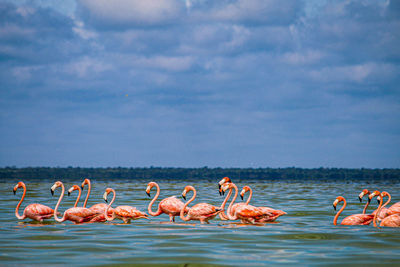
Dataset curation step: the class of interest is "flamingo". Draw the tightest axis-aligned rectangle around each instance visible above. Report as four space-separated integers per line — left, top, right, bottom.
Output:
13 181 54 222
81 178 113 222
332 196 375 225
103 188 148 223
146 182 188 222
180 185 221 224
51 181 99 223
221 182 273 224
373 191 400 227
240 186 286 222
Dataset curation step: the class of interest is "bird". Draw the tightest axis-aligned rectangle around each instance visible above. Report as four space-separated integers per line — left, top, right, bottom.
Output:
180 185 221 224
146 181 188 222
373 191 400 227
239 185 286 222
13 181 54 222
103 188 148 223
220 182 273 224
81 178 113 222
51 181 99 223
332 195 375 225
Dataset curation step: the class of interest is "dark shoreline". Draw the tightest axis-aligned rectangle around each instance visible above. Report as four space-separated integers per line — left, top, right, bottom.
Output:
1 166 399 180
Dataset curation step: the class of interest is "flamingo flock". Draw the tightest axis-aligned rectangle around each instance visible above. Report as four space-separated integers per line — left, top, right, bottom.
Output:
333 189 400 227
12 178 400 227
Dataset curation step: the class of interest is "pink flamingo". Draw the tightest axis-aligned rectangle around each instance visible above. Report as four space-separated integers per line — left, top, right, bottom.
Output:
221 182 273 224
332 196 375 225
13 181 54 222
240 186 286 222
51 181 99 223
386 198 400 216
180 185 221 224
103 188 148 223
81 178 113 222
373 191 400 227
146 182 188 222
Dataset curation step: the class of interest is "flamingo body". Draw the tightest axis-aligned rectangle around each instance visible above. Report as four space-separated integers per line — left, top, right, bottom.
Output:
61 207 99 223
20 203 55 222
186 203 220 221
379 214 400 227
387 203 400 216
340 214 374 225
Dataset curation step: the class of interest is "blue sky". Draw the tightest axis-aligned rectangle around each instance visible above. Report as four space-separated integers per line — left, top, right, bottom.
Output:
0 0 399 168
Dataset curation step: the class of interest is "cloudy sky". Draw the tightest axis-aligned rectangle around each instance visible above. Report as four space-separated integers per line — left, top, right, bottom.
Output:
0 0 399 168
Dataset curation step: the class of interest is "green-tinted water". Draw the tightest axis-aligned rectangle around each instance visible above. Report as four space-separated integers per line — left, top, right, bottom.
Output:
1 178 399 266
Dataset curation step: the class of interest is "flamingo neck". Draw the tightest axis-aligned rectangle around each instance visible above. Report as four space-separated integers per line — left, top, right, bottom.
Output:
219 186 233 220
148 183 162 216
333 197 346 226
373 193 384 227
105 189 116 221
226 183 238 220
180 186 196 221
83 180 91 208
245 186 252 205
362 199 370 214
15 183 26 220
375 192 391 219
54 183 67 222
73 187 82 208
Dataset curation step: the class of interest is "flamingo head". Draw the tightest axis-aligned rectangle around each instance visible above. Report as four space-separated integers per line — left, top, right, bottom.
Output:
358 189 370 202
369 190 381 202
332 196 344 211
377 191 389 204
146 182 156 197
181 186 194 200
221 182 233 194
13 181 25 194
218 177 231 191
81 178 90 189
68 185 80 196
103 188 113 203
240 186 250 200
50 181 63 196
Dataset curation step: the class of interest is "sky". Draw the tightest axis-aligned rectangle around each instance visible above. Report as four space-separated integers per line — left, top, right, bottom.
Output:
0 0 399 168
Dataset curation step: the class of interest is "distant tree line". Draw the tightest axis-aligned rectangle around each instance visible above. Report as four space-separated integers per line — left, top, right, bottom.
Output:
0 166 399 180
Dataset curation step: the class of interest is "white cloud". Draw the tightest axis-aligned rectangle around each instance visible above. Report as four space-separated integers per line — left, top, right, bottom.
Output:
64 57 113 78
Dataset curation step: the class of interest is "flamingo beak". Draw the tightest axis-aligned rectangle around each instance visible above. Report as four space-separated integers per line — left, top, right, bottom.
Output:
218 184 221 190
68 191 71 196
182 194 186 200
103 192 108 203
13 189 16 195
240 195 244 200
51 189 54 196
358 196 362 202
146 192 150 197
81 185 84 190
333 204 336 211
